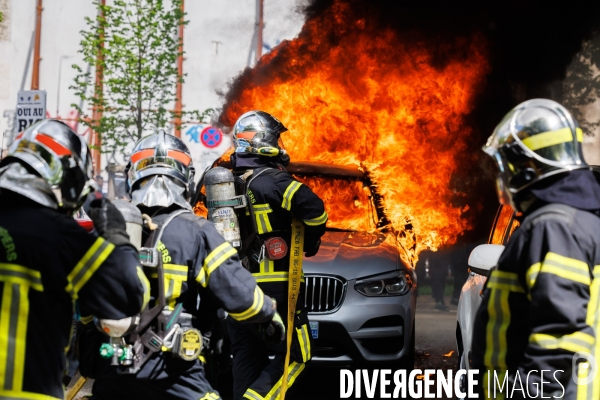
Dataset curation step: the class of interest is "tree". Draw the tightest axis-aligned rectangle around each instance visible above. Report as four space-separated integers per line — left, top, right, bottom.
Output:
71 0 211 155
563 32 600 137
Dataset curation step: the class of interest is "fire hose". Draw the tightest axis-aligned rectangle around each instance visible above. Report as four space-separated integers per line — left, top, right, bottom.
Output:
280 219 304 400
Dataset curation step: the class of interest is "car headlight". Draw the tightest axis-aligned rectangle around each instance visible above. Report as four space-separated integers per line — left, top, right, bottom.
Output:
355 272 413 297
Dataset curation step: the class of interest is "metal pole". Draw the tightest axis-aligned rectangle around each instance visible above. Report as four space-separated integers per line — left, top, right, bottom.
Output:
21 31 35 91
90 0 106 176
31 0 43 90
173 0 185 138
255 0 263 63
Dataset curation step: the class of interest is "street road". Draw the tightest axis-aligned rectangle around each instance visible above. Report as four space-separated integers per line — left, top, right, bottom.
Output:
67 292 459 400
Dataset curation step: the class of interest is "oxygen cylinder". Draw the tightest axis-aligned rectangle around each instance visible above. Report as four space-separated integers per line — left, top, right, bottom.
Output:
204 167 244 249
113 200 143 250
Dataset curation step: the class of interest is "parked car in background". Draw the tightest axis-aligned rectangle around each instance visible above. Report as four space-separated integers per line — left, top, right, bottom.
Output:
455 204 519 395
289 162 417 369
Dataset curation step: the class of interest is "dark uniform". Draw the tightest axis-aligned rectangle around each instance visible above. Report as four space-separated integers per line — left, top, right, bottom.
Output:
472 198 600 399
228 165 327 400
0 191 147 400
92 207 276 400
474 98 600 400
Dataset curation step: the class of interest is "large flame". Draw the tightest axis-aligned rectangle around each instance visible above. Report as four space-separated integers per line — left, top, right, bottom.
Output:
218 1 490 265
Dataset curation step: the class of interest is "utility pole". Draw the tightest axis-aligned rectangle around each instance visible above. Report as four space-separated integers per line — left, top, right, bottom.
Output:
255 0 264 63
173 0 185 138
31 0 43 90
90 0 106 176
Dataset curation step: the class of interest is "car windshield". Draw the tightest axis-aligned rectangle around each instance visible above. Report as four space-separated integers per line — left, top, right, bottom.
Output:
294 176 378 232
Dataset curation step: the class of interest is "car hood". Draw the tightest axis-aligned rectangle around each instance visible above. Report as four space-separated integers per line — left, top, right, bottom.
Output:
303 230 401 278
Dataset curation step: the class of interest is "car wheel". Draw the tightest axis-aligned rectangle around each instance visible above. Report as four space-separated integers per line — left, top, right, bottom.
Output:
455 350 468 400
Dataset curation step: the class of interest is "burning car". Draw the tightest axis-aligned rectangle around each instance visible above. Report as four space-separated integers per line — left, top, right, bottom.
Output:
288 161 417 369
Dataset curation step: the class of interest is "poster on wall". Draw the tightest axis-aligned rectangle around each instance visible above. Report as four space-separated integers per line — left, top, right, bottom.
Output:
16 90 46 132
182 124 231 177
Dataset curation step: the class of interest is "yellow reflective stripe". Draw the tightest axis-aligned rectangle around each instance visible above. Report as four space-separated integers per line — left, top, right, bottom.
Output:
136 266 151 311
168 279 184 309
259 258 274 274
204 242 237 275
530 331 594 354
66 238 115 299
243 388 264 400
580 265 600 399
281 181 302 211
253 203 272 212
0 264 43 292
163 264 188 274
486 271 525 293
252 272 305 283
197 268 207 287
521 127 583 151
264 361 305 400
538 252 591 285
297 324 311 362
304 211 328 226
0 390 62 400
526 262 541 291
0 283 30 392
229 286 265 321
484 274 511 370
80 315 94 325
13 284 28 391
0 285 11 389
255 213 273 234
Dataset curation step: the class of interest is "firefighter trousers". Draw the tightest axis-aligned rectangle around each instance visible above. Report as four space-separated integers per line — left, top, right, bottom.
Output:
227 312 313 400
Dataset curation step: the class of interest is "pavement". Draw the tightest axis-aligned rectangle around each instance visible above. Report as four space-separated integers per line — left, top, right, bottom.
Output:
66 292 460 400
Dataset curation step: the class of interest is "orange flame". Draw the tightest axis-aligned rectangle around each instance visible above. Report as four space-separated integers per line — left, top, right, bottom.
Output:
219 1 490 265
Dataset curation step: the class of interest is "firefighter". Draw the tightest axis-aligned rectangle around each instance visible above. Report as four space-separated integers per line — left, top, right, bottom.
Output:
472 99 600 399
90 130 283 400
225 111 327 400
0 119 148 400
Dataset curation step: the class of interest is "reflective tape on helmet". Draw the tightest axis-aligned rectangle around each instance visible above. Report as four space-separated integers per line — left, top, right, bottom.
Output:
521 127 583 152
167 150 192 166
130 149 155 163
36 133 72 156
236 131 257 139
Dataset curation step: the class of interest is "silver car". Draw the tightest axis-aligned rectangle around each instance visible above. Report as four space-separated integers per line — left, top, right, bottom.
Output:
289 162 417 369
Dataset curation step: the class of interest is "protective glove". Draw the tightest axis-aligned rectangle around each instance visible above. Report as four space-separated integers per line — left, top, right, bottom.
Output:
88 198 131 246
304 239 321 257
264 310 286 346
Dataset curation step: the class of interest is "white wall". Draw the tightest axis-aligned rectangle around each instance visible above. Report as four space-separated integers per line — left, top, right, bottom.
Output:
0 0 305 173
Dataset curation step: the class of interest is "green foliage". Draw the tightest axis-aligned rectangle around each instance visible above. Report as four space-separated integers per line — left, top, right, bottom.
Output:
71 0 211 154
563 34 600 136
0 11 4 23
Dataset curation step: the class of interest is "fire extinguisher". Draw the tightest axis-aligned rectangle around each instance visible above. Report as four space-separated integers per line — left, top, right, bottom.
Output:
204 167 247 249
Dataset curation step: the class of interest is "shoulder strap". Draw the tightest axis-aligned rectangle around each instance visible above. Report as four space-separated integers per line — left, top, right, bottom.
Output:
147 209 191 249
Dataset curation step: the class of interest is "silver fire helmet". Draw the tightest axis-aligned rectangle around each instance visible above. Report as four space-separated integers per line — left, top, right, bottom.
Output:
483 98 588 211
127 130 195 209
232 110 290 165
0 119 94 212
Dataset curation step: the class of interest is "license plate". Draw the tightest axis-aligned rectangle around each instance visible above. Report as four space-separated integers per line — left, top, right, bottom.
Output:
310 321 319 339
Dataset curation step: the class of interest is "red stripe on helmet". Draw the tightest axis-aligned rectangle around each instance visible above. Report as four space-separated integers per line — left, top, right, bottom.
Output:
36 133 72 156
236 131 256 139
15 132 24 140
130 149 155 163
167 150 191 166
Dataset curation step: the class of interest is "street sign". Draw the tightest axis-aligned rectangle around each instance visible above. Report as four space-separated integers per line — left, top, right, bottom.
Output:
200 126 223 148
16 90 46 132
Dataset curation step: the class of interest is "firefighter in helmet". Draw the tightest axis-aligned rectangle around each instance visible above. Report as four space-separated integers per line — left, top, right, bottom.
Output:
89 130 283 400
0 119 148 399
225 111 327 400
472 99 600 398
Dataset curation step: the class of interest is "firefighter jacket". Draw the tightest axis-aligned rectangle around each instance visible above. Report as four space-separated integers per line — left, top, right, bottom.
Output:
117 206 276 379
472 203 600 399
238 166 327 320
0 192 148 400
